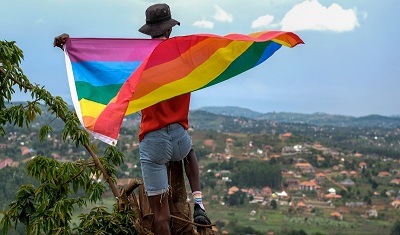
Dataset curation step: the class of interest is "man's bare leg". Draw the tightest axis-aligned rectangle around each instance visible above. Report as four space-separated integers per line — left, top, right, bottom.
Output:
184 149 201 192
148 193 171 235
184 149 211 225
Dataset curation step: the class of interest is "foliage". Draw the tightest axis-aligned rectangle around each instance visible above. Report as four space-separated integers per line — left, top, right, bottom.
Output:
226 220 261 235
226 191 246 206
283 229 308 235
270 199 277 210
231 160 282 189
75 206 137 234
390 220 400 235
0 40 136 234
0 166 37 211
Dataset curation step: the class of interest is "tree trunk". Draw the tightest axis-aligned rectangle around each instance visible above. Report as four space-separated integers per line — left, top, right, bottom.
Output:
127 160 218 235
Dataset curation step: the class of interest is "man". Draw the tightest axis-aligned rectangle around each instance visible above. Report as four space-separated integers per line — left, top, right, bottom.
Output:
136 3 211 234
54 3 211 234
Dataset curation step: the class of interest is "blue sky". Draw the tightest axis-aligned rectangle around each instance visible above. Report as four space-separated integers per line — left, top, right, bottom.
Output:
2 0 399 117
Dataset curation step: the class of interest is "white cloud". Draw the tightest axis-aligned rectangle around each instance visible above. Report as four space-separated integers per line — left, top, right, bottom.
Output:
251 15 275 29
214 5 233 23
281 0 360 32
193 19 214 29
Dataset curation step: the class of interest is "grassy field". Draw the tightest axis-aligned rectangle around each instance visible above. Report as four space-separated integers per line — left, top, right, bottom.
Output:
204 202 393 235
53 194 396 235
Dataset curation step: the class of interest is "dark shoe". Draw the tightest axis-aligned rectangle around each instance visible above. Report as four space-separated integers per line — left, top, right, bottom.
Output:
193 204 211 226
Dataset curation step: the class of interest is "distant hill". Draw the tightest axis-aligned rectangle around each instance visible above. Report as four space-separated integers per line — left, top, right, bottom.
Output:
6 102 399 130
194 106 263 119
195 106 400 128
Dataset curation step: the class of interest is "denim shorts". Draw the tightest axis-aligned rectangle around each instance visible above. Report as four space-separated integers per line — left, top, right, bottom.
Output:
139 123 192 196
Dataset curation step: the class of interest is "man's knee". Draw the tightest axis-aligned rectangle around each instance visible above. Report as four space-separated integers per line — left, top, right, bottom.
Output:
153 213 171 232
155 213 171 223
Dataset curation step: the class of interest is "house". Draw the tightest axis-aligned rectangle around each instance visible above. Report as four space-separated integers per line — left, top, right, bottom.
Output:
354 152 363 158
340 178 355 186
261 186 272 196
349 171 358 176
327 188 336 194
366 209 378 218
276 191 288 199
317 156 325 162
281 146 297 156
330 212 343 220
228 186 239 195
286 178 300 190
389 178 400 185
0 158 19 169
345 202 364 207
281 133 292 138
21 146 32 156
323 194 342 199
299 180 318 191
359 162 367 170
226 138 234 145
315 173 326 179
391 200 400 209
294 163 314 173
281 169 294 177
296 201 307 211
378 171 391 177
293 145 304 153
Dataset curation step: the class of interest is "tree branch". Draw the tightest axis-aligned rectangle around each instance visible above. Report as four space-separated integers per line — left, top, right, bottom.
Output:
2 66 120 198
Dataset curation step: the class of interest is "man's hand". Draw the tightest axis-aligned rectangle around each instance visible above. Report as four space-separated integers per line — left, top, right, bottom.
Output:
53 33 70 51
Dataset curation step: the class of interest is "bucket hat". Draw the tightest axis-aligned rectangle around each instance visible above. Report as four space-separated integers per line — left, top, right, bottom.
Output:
138 3 180 36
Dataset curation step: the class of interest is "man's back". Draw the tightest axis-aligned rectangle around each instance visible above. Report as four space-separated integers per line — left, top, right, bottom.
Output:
139 93 191 141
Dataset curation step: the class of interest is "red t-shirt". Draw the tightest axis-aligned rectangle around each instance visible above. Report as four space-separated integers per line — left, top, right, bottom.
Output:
138 93 190 141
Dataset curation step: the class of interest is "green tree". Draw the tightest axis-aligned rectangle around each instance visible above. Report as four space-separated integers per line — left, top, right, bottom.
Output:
270 199 277 209
390 220 400 235
231 160 282 189
0 40 138 234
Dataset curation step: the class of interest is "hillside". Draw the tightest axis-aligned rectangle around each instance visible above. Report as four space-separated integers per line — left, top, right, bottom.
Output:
195 106 400 128
2 103 400 235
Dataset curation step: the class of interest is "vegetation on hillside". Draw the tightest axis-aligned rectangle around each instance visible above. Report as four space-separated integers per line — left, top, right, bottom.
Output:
0 40 137 234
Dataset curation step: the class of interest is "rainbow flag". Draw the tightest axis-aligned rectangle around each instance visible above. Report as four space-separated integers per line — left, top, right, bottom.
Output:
64 31 303 145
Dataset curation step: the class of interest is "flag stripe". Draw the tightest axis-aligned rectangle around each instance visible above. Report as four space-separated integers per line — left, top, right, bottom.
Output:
255 42 282 66
72 61 140 86
129 37 234 100
75 81 122 105
143 36 210 70
79 98 106 126
67 38 161 62
204 40 272 88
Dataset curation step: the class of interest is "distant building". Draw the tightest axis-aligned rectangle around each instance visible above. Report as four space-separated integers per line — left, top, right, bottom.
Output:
389 178 400 185
378 171 391 177
340 178 355 186
294 163 314 173
359 162 367 170
0 158 19 169
366 209 378 218
286 178 300 191
330 212 343 220
299 180 318 191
